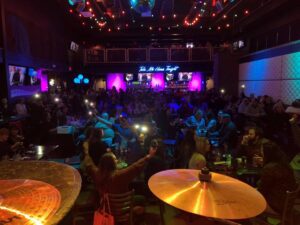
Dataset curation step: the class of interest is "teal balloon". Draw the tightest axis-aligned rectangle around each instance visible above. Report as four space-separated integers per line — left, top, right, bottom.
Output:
83 78 90 84
68 0 85 6
74 78 80 84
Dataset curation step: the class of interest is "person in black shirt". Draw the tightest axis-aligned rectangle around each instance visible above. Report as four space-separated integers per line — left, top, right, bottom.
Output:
0 128 22 160
258 142 297 214
87 127 108 165
144 139 166 182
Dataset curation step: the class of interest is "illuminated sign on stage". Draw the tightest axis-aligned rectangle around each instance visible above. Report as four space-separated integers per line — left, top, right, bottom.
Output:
139 65 180 73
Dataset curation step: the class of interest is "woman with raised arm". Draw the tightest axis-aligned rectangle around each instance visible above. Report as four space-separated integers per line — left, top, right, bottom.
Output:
83 141 156 194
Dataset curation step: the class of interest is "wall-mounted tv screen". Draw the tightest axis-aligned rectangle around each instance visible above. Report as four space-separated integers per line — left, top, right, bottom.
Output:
28 68 40 85
178 72 192 81
125 73 134 81
138 73 152 82
233 40 245 50
9 65 26 86
166 73 174 81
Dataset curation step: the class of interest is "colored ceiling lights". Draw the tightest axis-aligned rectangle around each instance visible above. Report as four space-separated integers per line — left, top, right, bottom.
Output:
67 0 249 32
184 0 209 27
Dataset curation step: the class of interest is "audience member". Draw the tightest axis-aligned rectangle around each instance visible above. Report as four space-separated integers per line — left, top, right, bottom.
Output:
15 98 28 116
214 113 237 154
286 100 300 149
83 143 156 194
188 152 206 170
205 111 217 133
258 142 297 214
0 128 22 160
95 112 115 146
86 127 108 165
144 139 165 182
177 129 196 168
185 110 205 130
245 99 266 118
237 127 269 164
238 98 250 115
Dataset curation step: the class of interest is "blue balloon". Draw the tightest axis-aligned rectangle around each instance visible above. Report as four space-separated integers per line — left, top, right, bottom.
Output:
83 78 89 84
74 77 80 84
68 0 76 6
78 74 84 80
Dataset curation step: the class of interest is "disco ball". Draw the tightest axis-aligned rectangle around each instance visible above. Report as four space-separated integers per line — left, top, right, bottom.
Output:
130 0 155 14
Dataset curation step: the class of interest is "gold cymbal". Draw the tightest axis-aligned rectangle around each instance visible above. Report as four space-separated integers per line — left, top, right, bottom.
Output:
148 169 266 220
0 161 81 225
0 179 61 225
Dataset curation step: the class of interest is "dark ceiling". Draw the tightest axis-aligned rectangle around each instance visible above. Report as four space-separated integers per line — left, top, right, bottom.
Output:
57 0 299 46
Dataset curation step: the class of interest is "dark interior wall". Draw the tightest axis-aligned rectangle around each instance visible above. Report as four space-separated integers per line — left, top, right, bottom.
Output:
3 0 80 69
0 1 8 99
213 52 240 97
235 1 300 53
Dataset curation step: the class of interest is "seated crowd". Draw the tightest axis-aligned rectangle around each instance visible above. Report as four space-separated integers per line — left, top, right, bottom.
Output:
0 86 300 221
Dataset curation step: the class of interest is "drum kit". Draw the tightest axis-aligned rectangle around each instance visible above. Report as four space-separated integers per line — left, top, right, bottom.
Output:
0 160 265 224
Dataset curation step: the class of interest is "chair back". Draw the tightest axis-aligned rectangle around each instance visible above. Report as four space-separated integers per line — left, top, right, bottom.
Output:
108 190 135 225
281 184 300 225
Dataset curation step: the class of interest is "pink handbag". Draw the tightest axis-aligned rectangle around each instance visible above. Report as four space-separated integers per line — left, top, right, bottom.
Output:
94 193 114 225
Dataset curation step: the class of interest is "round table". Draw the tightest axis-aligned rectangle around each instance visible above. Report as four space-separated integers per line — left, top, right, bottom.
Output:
0 160 81 225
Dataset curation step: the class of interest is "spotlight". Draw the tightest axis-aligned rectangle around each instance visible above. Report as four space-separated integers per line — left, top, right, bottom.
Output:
37 146 43 155
34 93 40 99
141 126 148 132
241 84 246 89
186 42 194 48
88 111 93 116
84 99 89 104
54 98 60 102
90 102 95 107
134 124 140 129
220 89 225 94
49 79 55 86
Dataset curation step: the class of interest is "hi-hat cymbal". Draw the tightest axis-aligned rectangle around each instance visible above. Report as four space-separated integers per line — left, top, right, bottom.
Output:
0 179 61 225
148 169 266 220
0 161 81 225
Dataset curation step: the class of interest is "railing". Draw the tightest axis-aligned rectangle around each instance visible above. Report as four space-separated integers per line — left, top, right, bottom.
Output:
84 47 213 64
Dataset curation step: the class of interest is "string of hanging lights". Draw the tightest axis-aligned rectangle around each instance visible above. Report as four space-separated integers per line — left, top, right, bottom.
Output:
66 0 252 33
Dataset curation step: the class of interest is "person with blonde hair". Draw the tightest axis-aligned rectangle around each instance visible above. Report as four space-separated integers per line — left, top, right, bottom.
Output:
195 136 210 155
189 136 210 170
188 153 206 170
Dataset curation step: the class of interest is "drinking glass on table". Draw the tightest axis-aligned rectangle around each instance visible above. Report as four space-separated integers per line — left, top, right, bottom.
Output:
252 155 263 168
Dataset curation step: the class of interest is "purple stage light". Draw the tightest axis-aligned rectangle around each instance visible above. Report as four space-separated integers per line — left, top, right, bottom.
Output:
107 73 126 91
38 69 48 92
151 73 165 91
188 72 203 91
